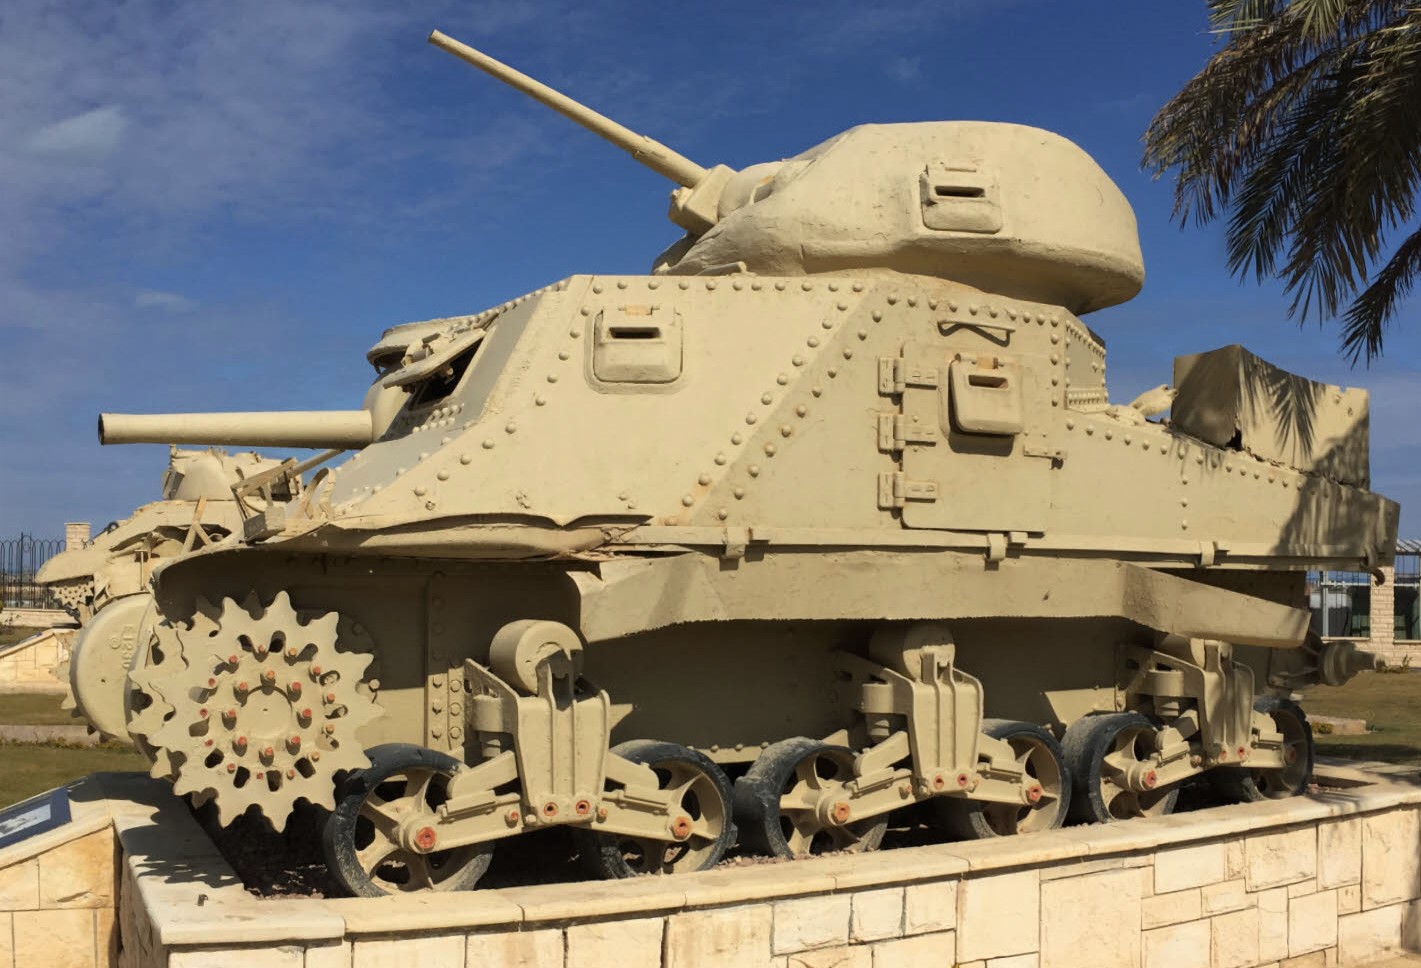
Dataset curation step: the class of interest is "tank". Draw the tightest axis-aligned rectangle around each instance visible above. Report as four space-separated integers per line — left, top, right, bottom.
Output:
44 318 463 740
82 30 1397 897
36 447 297 739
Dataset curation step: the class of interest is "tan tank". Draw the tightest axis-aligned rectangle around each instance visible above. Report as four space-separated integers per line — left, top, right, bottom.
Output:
36 447 297 739
82 31 1396 897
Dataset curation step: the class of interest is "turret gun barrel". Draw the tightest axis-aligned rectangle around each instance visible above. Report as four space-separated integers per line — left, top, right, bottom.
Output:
428 30 707 188
428 29 735 234
99 411 375 449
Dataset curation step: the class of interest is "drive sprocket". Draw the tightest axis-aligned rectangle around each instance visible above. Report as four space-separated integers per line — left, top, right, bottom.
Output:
128 591 382 829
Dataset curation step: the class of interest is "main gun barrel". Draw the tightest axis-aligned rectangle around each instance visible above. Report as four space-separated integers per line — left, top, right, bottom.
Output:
428 30 709 189
99 411 375 449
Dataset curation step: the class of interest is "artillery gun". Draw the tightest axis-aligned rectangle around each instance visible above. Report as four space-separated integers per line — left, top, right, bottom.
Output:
46 340 428 739
84 30 1395 896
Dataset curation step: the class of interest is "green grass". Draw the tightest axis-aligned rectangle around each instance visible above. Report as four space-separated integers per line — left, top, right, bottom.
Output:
0 742 147 809
0 693 72 726
0 626 45 648
1303 670 1421 766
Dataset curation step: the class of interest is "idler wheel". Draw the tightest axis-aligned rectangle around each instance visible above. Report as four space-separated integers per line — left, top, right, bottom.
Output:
733 737 887 858
1209 697 1314 803
1064 712 1180 823
936 720 1071 839
322 743 493 897
573 740 734 878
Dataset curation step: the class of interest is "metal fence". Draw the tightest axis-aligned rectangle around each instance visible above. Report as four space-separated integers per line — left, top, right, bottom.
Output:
1309 548 1421 640
0 534 63 611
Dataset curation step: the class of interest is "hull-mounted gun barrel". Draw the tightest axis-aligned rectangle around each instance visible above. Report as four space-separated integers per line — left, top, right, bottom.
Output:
428 29 736 235
99 411 375 449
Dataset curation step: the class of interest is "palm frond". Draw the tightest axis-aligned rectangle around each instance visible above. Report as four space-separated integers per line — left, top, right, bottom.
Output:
1341 227 1421 362
1143 0 1421 361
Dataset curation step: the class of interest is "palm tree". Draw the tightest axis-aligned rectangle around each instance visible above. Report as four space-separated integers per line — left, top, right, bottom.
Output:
1143 0 1421 363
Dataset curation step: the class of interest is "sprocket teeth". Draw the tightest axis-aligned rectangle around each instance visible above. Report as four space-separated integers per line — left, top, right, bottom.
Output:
238 592 263 619
148 753 179 781
188 601 221 637
171 771 213 799
305 610 340 641
130 590 383 831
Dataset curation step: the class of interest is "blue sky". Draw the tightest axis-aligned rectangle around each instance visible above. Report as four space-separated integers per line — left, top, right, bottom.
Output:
2 0 1418 537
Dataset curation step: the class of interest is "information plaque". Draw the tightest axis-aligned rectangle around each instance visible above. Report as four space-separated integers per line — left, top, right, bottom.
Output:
0 787 71 851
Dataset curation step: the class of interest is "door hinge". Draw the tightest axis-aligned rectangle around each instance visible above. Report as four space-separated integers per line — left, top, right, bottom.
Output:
877 414 938 453
877 472 939 509
1022 443 1066 463
878 357 940 395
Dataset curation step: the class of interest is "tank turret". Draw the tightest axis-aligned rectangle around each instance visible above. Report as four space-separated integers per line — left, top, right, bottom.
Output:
429 32 1144 314
72 30 1396 897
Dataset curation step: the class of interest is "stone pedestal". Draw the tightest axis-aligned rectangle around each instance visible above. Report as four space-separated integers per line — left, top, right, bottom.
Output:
7 763 1421 968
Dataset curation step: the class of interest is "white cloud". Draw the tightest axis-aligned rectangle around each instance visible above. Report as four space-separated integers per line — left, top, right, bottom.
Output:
134 289 197 312
887 57 923 83
23 105 128 157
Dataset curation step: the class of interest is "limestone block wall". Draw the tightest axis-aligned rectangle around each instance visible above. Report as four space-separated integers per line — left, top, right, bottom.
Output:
92 762 1421 968
1372 565 1397 655
1374 645 1421 670
0 628 73 691
0 608 77 631
0 778 118 968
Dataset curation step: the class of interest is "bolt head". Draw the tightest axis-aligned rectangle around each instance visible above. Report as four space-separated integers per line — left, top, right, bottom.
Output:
198 708 208 718
226 763 236 773
289 735 301 748
262 746 274 758
290 681 302 695
325 692 337 704
831 802 852 824
227 655 239 665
